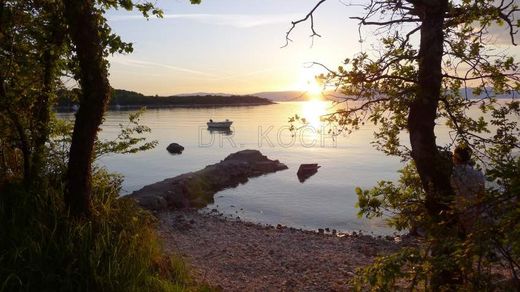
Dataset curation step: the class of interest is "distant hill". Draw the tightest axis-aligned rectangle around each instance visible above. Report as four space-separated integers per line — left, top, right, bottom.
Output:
174 92 231 97
459 88 519 99
252 91 310 101
254 88 519 101
55 88 518 111
253 90 347 102
55 89 273 110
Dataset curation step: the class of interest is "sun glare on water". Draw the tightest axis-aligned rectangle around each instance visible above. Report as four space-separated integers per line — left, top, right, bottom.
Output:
301 99 329 130
293 68 331 137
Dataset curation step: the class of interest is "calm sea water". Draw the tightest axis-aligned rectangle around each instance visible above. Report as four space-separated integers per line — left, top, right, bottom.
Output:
59 101 495 235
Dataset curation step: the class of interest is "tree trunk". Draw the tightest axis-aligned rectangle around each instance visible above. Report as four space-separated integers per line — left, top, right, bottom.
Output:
408 0 453 222
63 0 111 217
408 1 459 288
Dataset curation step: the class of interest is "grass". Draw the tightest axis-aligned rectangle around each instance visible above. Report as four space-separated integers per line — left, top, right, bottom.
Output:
0 169 211 292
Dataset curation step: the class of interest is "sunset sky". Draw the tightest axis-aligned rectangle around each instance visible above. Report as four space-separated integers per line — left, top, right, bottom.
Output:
106 0 520 96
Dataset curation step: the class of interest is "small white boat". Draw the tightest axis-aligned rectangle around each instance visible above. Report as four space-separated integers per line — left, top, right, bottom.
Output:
207 119 233 129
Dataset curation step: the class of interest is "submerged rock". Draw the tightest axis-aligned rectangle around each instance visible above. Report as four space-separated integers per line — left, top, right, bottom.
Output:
166 143 184 154
128 150 288 210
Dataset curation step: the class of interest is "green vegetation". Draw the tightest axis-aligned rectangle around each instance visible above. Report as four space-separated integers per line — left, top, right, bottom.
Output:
354 155 520 290
0 171 198 292
0 0 210 291
289 0 520 290
0 112 211 291
55 89 273 110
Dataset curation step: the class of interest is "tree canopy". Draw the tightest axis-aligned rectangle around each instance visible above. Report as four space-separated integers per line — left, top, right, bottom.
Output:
288 0 519 289
0 0 207 290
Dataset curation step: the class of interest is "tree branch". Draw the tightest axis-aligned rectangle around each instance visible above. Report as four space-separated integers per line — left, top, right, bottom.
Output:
498 9 519 46
350 16 421 26
282 0 327 48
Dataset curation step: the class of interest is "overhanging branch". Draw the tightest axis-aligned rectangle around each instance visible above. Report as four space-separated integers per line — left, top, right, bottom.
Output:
282 0 327 48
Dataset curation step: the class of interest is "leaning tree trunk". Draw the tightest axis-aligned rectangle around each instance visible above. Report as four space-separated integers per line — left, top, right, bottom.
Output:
408 0 453 223
63 0 111 217
408 0 459 288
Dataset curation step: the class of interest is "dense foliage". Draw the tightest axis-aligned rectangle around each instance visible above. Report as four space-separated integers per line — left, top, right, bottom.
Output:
0 0 208 291
289 0 520 289
0 109 207 290
0 171 196 292
354 154 520 290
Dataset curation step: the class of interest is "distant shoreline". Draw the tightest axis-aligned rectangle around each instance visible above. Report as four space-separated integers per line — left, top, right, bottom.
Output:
54 101 274 113
55 88 275 112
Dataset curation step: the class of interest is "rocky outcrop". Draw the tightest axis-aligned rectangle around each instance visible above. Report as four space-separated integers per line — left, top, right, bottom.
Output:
166 143 184 154
128 150 288 210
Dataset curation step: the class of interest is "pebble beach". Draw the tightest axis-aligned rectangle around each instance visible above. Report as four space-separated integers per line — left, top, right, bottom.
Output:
158 209 405 291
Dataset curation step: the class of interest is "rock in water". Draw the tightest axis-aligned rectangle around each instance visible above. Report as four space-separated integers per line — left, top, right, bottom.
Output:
297 163 320 183
128 150 288 210
166 143 184 154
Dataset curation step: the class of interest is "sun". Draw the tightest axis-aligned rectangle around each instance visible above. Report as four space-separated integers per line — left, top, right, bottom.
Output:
306 80 323 99
296 69 324 100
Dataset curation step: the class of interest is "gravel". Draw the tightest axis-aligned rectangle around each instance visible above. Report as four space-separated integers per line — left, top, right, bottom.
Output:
158 209 402 291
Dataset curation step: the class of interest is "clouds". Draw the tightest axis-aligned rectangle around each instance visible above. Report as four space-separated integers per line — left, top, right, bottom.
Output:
101 0 377 95
108 13 300 28
109 57 219 77
109 56 285 81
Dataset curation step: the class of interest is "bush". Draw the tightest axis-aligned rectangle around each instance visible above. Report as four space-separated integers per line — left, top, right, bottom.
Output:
0 170 200 292
353 158 520 290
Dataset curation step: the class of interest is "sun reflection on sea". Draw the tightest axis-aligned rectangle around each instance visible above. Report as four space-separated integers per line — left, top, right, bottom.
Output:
300 99 329 129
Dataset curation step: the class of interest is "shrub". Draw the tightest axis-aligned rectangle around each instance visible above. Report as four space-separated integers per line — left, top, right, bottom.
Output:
353 158 520 290
0 170 199 292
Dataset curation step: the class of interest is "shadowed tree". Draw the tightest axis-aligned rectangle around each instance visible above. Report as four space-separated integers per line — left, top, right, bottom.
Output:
62 0 114 217
287 0 519 289
0 1 66 185
2 0 200 216
62 0 200 217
